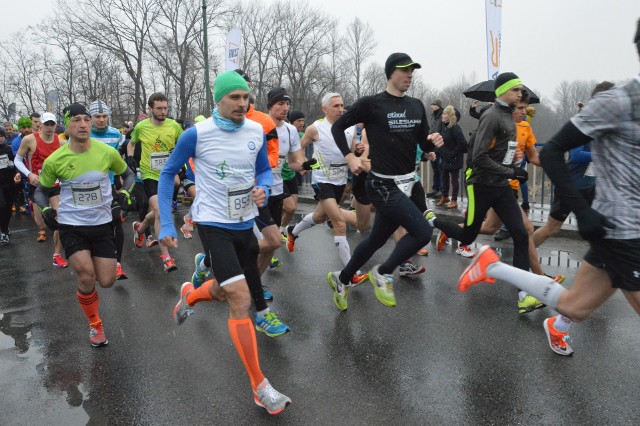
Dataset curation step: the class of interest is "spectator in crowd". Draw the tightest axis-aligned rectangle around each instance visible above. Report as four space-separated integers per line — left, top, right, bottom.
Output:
436 106 467 210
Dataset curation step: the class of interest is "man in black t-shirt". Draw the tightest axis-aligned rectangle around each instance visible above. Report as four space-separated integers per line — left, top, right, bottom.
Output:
327 52 443 311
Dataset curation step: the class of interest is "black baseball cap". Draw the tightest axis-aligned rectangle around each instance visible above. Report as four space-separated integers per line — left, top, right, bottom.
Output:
385 52 422 79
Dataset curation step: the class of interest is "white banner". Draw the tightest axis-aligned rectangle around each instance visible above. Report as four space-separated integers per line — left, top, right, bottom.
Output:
225 28 242 72
485 0 502 80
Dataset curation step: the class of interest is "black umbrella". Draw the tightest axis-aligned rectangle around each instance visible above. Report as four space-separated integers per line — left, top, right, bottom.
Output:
463 80 540 104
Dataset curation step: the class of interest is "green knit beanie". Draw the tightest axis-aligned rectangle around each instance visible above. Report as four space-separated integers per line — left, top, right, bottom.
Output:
17 116 32 129
214 71 250 102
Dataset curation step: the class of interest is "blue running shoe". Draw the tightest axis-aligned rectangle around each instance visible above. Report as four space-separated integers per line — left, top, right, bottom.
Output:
263 288 274 301
191 253 212 288
255 311 289 337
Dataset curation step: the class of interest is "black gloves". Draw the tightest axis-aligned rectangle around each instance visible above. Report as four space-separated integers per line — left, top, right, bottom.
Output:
117 189 136 212
302 158 319 171
41 207 59 231
125 156 138 173
512 168 528 183
575 207 616 241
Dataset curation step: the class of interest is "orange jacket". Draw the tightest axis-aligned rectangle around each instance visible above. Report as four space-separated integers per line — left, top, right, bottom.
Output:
509 120 537 190
246 104 279 168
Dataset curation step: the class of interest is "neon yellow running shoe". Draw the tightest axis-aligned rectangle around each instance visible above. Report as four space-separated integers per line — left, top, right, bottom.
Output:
518 295 545 314
368 265 396 307
327 271 348 311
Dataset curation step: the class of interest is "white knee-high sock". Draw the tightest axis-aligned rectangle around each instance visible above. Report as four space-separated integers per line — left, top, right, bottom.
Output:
292 213 318 236
486 262 567 309
334 235 351 267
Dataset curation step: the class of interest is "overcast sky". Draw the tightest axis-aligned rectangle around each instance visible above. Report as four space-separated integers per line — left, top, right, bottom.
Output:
3 0 639 101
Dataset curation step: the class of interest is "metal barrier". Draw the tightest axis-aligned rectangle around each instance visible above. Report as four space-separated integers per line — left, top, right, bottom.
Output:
418 149 577 225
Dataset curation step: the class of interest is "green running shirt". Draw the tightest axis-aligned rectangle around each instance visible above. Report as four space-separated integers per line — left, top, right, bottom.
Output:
40 140 127 225
130 118 183 181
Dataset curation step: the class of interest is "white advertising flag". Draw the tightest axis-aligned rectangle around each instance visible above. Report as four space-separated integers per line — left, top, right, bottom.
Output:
485 0 502 80
225 28 242 72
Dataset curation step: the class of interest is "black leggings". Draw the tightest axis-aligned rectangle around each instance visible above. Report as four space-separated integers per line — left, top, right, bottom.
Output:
197 225 267 312
434 183 529 271
410 180 428 213
0 184 17 233
339 175 433 283
111 199 124 263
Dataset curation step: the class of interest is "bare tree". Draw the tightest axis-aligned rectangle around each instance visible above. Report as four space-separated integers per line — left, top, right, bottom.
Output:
342 17 377 99
147 0 232 120
0 57 17 121
553 80 597 122
59 0 160 117
237 0 280 110
1 31 48 114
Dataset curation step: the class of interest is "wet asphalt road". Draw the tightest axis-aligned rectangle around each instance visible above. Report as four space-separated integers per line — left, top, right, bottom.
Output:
1 204 639 425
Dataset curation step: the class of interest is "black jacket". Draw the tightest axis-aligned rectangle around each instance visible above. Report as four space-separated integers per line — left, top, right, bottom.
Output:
430 108 443 134
0 144 16 186
439 123 467 170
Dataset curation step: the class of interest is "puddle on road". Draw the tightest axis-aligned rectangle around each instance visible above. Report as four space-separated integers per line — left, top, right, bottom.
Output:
1 311 106 424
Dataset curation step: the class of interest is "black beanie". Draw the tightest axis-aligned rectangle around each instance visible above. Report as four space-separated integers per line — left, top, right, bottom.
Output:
267 87 291 109
289 110 304 123
494 72 520 91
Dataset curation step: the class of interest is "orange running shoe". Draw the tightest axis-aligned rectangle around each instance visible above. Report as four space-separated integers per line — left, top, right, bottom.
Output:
37 231 47 242
349 272 369 287
89 321 108 347
52 254 69 268
161 255 177 272
183 214 194 232
116 262 128 280
180 223 193 239
146 235 159 248
132 221 145 248
543 317 574 356
457 245 499 292
546 274 566 284
436 230 448 251
286 225 296 253
417 247 429 256
173 282 195 325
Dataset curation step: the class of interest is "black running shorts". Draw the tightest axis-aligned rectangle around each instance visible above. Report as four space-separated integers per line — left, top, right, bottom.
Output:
59 223 117 259
143 178 159 198
283 178 298 196
317 183 346 202
584 238 640 291
196 224 260 287
255 194 285 231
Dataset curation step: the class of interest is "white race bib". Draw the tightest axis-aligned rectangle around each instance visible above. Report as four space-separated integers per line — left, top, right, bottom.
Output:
272 155 286 174
226 183 254 220
329 163 348 181
0 154 10 169
71 183 103 207
394 174 416 196
584 163 595 177
150 152 169 171
502 141 519 165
